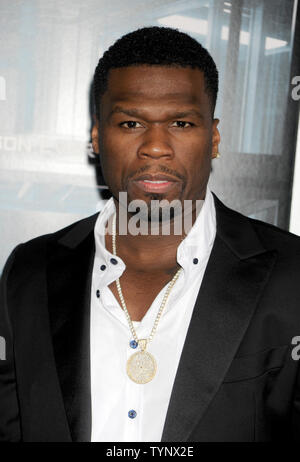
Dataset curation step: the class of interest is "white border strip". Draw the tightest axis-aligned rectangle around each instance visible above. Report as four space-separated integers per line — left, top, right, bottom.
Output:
289 111 300 235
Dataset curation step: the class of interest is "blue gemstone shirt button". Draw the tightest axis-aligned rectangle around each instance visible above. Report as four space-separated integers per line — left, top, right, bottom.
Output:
110 258 118 265
96 289 100 298
193 258 199 264
128 410 137 419
100 264 106 271
130 340 138 349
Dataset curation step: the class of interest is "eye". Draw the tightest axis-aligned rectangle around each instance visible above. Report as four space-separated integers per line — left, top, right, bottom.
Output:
170 121 194 128
119 121 143 129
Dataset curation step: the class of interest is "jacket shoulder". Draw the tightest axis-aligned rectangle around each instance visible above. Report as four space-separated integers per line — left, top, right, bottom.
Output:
213 192 300 252
5 212 99 270
248 216 300 252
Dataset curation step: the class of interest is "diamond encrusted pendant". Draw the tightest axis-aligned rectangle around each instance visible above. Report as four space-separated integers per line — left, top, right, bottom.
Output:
126 339 157 384
126 350 157 384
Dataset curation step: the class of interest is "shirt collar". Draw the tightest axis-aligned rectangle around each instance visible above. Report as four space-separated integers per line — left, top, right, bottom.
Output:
177 185 216 271
93 186 216 288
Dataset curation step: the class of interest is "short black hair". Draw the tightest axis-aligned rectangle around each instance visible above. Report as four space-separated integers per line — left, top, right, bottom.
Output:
93 26 219 119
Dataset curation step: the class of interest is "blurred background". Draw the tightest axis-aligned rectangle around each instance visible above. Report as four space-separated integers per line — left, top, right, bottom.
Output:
0 0 299 270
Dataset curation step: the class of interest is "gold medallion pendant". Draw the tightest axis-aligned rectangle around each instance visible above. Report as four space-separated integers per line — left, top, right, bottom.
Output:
127 350 157 384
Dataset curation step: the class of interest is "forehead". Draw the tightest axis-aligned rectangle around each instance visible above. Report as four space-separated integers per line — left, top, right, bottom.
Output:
102 65 208 108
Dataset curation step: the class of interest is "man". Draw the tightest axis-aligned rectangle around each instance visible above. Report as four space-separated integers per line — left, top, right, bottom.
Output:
0 26 300 442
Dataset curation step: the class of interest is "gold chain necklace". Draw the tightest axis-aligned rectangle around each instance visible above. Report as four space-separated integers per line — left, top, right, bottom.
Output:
112 212 182 384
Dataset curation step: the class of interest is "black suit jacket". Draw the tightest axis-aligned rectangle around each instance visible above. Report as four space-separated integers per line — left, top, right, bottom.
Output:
0 193 300 442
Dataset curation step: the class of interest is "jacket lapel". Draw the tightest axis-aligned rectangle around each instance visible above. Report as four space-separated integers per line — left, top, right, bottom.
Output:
46 213 98 442
161 194 277 442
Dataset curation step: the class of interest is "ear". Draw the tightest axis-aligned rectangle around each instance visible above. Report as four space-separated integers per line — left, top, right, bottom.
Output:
92 119 100 155
211 118 221 159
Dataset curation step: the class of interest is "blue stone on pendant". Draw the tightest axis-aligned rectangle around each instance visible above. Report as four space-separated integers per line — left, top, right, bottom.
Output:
128 409 137 419
130 340 138 349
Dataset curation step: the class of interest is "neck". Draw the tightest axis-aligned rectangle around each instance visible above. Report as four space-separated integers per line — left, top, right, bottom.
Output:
105 196 203 273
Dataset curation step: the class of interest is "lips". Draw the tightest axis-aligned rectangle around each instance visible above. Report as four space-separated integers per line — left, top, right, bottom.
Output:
134 173 178 182
132 173 179 194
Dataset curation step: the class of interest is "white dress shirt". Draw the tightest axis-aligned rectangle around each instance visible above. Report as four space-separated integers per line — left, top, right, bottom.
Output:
90 187 216 442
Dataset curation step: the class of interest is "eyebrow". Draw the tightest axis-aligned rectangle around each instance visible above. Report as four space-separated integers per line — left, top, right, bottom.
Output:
108 105 204 121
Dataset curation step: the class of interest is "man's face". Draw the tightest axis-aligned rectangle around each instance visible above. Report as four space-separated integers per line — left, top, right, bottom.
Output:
92 65 220 209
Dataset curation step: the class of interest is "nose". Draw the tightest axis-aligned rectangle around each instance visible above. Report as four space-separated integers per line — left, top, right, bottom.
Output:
137 126 174 160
